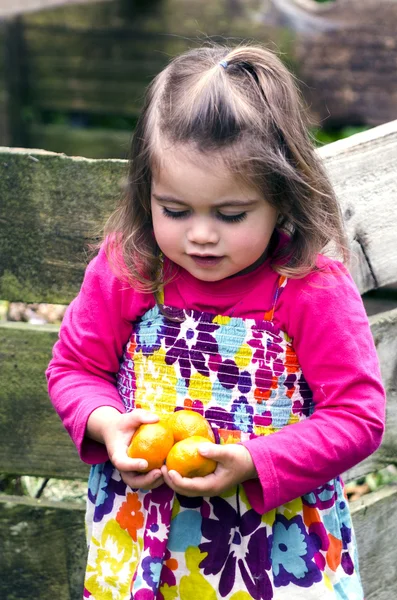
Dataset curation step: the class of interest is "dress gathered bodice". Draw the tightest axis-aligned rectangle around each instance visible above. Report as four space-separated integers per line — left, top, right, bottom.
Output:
84 276 363 600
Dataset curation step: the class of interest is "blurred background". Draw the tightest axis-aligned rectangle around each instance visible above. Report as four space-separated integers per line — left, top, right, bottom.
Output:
1 0 397 159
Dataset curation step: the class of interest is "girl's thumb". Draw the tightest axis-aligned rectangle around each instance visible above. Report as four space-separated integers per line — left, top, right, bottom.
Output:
198 442 224 460
123 409 159 428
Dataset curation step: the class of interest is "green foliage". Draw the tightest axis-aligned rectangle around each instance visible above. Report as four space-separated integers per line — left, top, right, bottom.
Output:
311 125 372 146
0 474 26 496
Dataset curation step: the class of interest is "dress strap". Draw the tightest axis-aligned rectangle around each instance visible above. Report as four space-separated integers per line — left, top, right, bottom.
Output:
156 286 165 305
263 275 288 321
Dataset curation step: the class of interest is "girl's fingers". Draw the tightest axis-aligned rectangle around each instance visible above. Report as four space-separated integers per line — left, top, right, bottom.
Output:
111 447 149 472
119 409 159 432
121 469 163 490
161 465 219 497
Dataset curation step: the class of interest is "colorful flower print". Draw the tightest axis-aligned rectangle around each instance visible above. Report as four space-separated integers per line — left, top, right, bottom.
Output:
126 335 137 359
199 494 272 599
158 548 178 592
163 312 219 385
254 368 277 403
117 363 136 411
183 398 205 414
211 379 234 407
334 574 364 600
144 504 171 557
168 509 203 552
135 307 167 354
204 406 235 431
237 370 252 394
213 317 247 359
179 547 219 600
134 589 157 600
143 483 175 518
189 371 213 404
303 480 338 511
85 519 140 600
141 555 164 591
217 358 240 389
248 326 284 376
302 506 330 572
231 397 254 433
269 377 296 429
270 514 322 588
88 462 126 522
134 347 178 414
116 492 144 541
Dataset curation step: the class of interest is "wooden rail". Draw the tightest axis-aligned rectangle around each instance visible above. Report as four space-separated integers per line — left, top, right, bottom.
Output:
1 120 397 599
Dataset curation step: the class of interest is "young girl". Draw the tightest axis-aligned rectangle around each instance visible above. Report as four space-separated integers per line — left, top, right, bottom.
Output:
47 45 385 600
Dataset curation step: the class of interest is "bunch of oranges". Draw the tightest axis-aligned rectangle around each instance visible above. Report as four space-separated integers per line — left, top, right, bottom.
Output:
127 410 217 478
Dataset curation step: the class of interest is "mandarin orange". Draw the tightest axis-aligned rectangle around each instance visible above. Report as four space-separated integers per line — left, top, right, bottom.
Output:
127 422 174 472
166 435 217 478
167 409 215 443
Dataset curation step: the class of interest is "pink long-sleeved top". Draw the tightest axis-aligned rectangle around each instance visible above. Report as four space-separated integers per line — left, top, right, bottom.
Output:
47 243 385 514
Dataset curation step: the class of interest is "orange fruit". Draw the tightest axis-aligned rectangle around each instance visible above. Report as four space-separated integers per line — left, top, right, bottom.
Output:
166 435 217 478
167 409 215 443
127 422 174 472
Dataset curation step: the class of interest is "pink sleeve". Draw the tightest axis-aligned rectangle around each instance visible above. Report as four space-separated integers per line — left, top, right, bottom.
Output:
46 246 152 463
242 260 386 514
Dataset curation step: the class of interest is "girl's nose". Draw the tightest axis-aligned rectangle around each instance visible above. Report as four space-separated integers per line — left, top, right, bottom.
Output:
186 218 219 245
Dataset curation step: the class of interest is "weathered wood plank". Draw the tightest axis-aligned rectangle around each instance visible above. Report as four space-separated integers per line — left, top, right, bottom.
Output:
273 0 397 128
27 55 166 80
344 308 397 482
1 122 397 304
318 120 397 293
0 494 86 600
0 308 396 481
0 147 125 303
30 78 145 116
30 123 132 159
350 486 397 599
0 322 89 479
22 0 266 37
24 26 188 60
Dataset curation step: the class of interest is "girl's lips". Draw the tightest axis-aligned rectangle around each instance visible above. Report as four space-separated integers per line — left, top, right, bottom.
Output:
189 255 224 267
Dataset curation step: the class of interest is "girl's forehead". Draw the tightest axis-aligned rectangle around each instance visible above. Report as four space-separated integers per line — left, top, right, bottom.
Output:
153 142 225 173
151 144 262 201
152 142 253 188
153 146 234 185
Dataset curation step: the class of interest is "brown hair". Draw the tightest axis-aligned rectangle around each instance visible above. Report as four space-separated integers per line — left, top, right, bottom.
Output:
104 43 348 291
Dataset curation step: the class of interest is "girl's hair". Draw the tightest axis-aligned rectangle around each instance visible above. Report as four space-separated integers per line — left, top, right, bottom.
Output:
104 43 349 292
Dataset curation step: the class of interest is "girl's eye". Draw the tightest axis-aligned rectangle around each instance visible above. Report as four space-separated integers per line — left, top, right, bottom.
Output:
162 207 190 219
217 212 247 223
162 207 247 223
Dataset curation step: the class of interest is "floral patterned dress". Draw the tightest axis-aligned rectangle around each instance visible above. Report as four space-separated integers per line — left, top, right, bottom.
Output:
84 277 363 600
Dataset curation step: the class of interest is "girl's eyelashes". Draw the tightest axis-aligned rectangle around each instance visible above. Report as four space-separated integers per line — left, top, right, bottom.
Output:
217 212 247 223
162 207 247 223
162 207 189 219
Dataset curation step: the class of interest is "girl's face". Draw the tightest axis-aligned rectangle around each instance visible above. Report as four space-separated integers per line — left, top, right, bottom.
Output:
151 146 278 282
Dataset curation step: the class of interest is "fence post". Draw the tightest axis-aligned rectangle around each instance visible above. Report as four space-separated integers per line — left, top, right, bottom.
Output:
0 21 10 146
1 16 29 148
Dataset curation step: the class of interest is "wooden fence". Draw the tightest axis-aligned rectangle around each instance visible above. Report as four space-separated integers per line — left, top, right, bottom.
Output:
1 0 397 159
1 120 397 599
0 0 268 158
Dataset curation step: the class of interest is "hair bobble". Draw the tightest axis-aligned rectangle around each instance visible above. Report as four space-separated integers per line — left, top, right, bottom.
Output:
219 59 228 69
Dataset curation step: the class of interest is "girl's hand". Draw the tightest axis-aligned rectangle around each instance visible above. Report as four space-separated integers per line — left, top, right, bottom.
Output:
98 408 165 490
160 442 257 497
